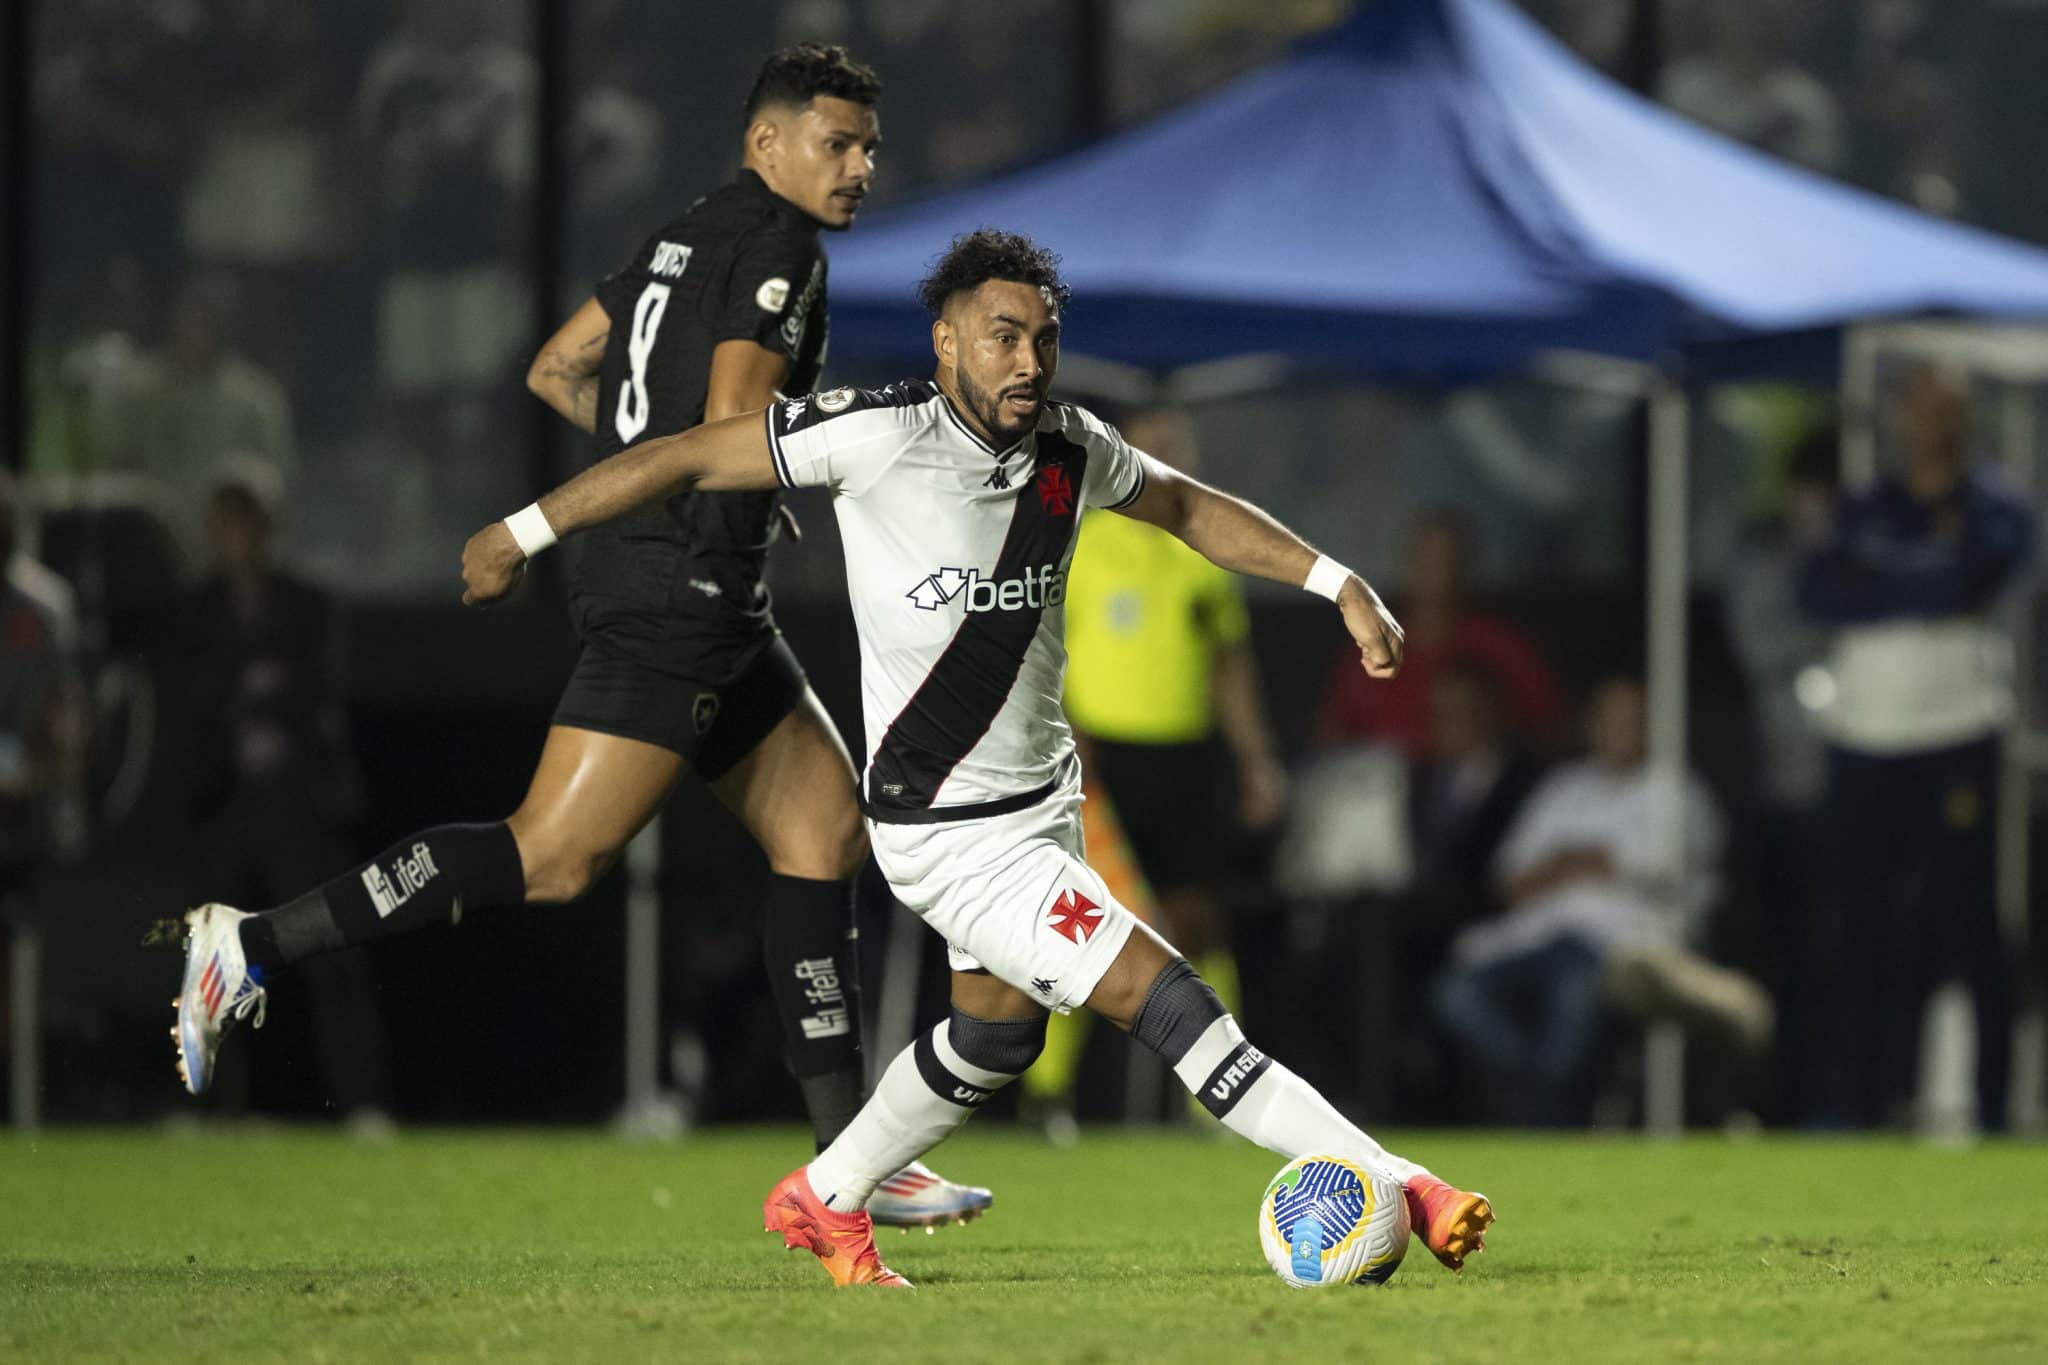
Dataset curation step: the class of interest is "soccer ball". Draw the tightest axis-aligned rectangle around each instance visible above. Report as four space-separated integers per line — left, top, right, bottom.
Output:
1258 1154 1410 1288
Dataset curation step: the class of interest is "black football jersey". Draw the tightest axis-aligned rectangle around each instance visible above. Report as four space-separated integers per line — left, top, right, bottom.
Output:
573 169 829 630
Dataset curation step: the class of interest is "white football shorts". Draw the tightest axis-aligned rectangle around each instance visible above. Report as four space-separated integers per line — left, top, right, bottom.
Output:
866 762 1139 1013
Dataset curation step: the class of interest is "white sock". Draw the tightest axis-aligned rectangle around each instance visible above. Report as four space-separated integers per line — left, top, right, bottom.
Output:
1171 1015 1430 1186
806 1020 1018 1211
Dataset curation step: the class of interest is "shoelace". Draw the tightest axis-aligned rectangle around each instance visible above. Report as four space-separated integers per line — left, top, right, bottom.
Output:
229 980 268 1031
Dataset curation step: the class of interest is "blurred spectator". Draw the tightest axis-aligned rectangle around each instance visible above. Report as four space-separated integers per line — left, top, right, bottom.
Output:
32 0 193 280
1721 423 1838 1116
1799 367 2033 1131
1521 0 1636 77
99 270 297 562
355 0 536 400
1405 660 1543 938
1065 404 1286 1027
1725 427 1839 815
177 4 333 266
1660 10 1846 173
1317 508 1563 760
1845 1 1965 217
1431 679 1768 1125
27 254 156 480
176 482 388 1126
0 474 89 883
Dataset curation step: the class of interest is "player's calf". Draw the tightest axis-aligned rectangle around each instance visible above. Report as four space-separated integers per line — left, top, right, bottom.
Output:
1122 957 1496 1269
804 1007 1044 1212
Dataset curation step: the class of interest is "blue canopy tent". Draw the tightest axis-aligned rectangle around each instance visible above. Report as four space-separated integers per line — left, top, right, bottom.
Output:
827 0 2048 376
826 0 2048 1131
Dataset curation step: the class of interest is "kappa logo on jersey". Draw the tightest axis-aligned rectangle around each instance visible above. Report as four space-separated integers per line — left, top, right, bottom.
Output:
649 241 693 278
1035 464 1075 516
1046 889 1103 943
905 564 1067 613
361 841 441 919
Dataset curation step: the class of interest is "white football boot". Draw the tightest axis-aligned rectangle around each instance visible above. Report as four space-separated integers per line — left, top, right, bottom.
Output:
864 1161 994 1232
173 904 269 1095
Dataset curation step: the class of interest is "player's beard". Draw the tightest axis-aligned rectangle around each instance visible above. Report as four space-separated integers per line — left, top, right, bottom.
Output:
958 369 1037 447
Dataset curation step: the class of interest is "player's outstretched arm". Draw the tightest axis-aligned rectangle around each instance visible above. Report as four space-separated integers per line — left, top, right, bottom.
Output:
1119 457 1404 679
460 409 781 606
527 297 612 435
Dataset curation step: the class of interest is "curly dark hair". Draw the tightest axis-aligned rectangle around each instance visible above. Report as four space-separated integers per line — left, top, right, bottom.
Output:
917 229 1072 318
743 43 882 123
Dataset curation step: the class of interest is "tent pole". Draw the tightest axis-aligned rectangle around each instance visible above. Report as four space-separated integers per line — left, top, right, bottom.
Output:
1644 374 1689 1138
1997 379 2040 1132
8 921 38 1132
1842 325 1880 486
615 816 675 1138
1996 380 2035 953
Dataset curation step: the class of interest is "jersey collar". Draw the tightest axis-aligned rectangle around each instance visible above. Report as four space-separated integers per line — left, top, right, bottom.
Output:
734 168 824 233
938 391 1034 465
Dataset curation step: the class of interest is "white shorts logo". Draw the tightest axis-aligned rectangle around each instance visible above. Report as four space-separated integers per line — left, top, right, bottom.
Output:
817 386 855 413
755 277 790 312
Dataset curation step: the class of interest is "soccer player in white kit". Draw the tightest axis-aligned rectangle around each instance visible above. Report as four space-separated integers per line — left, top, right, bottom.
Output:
462 229 1495 1288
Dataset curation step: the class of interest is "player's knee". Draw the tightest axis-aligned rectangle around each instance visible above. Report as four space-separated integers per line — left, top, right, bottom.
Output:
761 800 868 881
823 806 870 879
511 828 619 906
948 1007 1047 1078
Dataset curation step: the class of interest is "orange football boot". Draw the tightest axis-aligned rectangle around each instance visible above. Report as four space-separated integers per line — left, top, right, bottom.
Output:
1404 1173 1494 1272
763 1167 913 1288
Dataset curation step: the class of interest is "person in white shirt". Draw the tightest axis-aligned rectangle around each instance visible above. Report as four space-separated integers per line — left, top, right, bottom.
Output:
457 228 1496 1289
1432 678 1768 1125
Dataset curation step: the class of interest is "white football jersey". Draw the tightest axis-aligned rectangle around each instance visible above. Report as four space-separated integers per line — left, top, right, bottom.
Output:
766 379 1147 821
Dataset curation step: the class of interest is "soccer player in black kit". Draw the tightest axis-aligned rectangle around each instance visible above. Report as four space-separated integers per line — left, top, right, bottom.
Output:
173 45 990 1227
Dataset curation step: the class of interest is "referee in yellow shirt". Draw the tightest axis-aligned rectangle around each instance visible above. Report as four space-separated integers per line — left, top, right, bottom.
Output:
1065 403 1287 1033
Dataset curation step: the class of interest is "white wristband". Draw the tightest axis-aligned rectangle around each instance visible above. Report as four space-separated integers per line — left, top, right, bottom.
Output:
1303 554 1351 603
504 503 558 559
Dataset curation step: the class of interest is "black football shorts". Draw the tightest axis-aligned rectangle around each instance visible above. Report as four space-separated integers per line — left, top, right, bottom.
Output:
552 629 809 781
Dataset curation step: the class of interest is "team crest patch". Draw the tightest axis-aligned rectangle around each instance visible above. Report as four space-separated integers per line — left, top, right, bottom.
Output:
817 386 856 414
755 277 790 312
692 692 721 736
1035 464 1075 516
1046 889 1103 943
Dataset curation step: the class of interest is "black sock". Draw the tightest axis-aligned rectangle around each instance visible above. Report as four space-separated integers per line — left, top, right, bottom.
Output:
760 873 865 1149
238 823 526 970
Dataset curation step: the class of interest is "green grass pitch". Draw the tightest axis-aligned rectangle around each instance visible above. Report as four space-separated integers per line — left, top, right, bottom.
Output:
3 1127 2044 1363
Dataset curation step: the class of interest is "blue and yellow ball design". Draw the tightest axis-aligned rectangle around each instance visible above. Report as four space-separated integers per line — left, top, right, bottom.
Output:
1258 1154 1410 1288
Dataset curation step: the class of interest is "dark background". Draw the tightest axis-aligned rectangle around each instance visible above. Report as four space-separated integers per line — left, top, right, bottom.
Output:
6 0 2047 1127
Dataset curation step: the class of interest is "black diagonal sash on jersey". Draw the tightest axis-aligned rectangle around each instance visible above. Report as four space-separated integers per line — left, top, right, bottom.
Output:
865 434 1090 817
